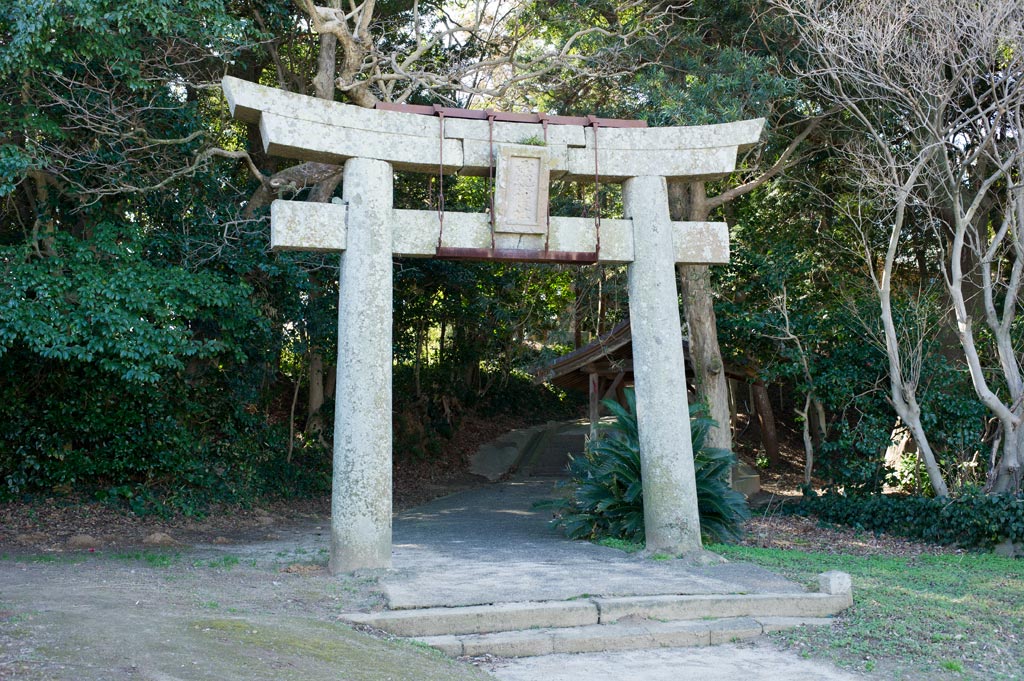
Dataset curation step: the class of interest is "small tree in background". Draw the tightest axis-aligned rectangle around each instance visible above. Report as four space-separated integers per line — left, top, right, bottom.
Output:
776 0 1024 495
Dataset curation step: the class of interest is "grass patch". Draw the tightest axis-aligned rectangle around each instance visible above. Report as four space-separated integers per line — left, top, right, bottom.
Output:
596 537 643 554
191 617 487 679
110 550 180 568
711 544 1024 679
194 554 241 570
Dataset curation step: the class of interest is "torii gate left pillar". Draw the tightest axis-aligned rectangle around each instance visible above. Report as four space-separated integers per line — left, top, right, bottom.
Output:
332 157 394 570
222 76 764 573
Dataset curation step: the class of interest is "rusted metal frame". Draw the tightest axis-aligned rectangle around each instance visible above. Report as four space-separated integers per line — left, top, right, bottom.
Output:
487 112 496 247
588 115 602 260
375 102 647 128
434 247 598 264
541 115 552 255
435 105 446 251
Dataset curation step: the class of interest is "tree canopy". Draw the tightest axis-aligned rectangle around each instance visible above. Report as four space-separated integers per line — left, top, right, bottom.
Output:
2 0 1022 511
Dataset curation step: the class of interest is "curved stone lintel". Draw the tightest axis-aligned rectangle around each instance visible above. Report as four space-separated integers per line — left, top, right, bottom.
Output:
223 76 764 180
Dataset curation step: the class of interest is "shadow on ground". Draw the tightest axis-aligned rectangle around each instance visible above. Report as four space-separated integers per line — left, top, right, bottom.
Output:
1 478 857 680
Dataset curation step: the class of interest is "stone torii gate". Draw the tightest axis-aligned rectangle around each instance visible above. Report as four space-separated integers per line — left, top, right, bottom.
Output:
221 76 764 573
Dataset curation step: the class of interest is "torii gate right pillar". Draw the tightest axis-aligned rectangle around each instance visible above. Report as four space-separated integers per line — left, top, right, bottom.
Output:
624 176 703 553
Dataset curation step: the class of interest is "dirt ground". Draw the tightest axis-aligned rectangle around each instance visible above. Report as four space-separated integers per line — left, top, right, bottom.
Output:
0 506 501 681
0 480 957 681
0 458 500 680
0 424 961 680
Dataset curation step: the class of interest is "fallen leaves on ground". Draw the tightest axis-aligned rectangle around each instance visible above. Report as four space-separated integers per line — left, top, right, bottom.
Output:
740 511 961 558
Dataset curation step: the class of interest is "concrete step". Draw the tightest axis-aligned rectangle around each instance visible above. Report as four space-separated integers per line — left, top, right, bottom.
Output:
413 616 832 658
339 588 852 638
341 600 598 637
341 571 852 658
469 425 549 481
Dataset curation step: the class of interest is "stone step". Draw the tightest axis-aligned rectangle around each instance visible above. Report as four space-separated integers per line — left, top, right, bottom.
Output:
339 588 851 638
341 600 598 637
469 425 549 481
413 616 833 658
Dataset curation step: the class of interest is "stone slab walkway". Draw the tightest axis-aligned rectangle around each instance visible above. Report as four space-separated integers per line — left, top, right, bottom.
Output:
384 478 801 609
488 642 861 680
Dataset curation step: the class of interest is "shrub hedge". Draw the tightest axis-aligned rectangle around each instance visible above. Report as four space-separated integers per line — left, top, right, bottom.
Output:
796 490 1024 550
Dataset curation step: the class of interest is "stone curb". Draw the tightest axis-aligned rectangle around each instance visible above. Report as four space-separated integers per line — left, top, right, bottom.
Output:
339 600 598 637
414 616 775 658
594 591 852 623
341 586 851 638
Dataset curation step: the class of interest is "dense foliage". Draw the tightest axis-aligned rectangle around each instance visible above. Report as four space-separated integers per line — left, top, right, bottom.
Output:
0 0 585 511
1 0 1021 516
552 390 750 545
795 492 1024 551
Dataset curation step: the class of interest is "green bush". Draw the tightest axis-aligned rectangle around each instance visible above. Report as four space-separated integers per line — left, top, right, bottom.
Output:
796 490 1024 550
0 348 330 515
552 389 750 545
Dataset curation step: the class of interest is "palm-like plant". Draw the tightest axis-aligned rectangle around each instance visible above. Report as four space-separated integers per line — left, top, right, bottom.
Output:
554 388 749 544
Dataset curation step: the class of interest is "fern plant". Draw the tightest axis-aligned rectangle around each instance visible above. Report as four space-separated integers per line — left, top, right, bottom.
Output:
553 388 749 545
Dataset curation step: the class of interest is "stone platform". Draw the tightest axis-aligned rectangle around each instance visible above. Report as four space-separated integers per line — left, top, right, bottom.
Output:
340 479 851 657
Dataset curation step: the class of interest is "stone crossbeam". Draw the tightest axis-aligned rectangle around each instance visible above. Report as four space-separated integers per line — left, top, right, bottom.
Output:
270 200 729 265
222 76 764 181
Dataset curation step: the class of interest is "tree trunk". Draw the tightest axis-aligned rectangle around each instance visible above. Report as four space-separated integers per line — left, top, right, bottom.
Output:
669 180 732 451
573 278 584 349
306 349 326 435
880 279 950 496
300 0 343 444
751 380 780 467
324 364 336 400
811 398 827 453
798 393 813 485
990 425 1023 492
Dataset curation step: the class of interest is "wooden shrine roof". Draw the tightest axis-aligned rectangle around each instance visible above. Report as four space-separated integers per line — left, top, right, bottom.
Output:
535 319 748 393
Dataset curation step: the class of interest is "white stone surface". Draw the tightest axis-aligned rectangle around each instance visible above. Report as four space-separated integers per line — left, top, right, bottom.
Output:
461 138 570 178
494 144 551 235
487 643 861 681
330 157 394 573
271 200 346 252
674 220 729 264
225 75 439 136
818 571 853 595
260 110 463 173
593 120 765 151
567 143 740 181
624 175 702 554
596 592 850 622
269 200 727 264
396 211 624 260
340 600 600 637
442 117 586 148
222 76 764 179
